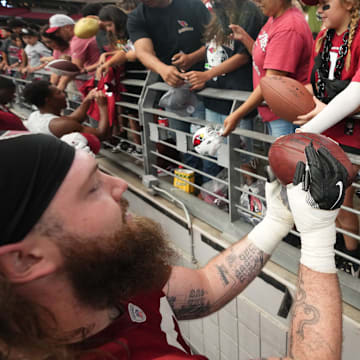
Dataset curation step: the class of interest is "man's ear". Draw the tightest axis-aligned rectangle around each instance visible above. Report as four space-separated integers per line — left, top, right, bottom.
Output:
0 240 58 284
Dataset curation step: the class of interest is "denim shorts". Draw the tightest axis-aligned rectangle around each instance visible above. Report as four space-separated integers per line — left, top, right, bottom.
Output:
267 118 298 138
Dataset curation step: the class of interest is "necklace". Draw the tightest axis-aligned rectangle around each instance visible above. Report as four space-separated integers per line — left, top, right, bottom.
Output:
316 27 350 101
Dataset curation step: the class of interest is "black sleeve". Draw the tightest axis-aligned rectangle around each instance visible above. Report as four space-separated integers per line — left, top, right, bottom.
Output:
127 6 151 44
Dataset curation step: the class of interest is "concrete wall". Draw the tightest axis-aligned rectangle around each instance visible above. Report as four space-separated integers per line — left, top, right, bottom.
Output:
125 189 360 360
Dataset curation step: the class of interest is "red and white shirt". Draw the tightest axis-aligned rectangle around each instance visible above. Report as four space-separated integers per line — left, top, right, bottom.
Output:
252 7 313 122
74 290 208 360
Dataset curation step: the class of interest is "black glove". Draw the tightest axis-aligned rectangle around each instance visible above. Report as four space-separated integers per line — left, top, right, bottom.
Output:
292 142 348 210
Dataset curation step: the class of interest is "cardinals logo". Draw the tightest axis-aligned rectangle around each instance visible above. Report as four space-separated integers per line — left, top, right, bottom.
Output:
177 20 194 34
193 133 204 147
178 20 188 27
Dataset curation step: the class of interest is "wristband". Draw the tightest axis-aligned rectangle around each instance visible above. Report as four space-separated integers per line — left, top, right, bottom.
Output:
300 224 337 273
248 216 291 255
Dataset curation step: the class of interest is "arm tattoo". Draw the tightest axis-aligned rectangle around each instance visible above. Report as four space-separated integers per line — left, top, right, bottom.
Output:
172 288 211 320
291 271 320 340
216 264 230 286
290 271 334 357
225 243 266 284
165 282 211 320
167 243 267 320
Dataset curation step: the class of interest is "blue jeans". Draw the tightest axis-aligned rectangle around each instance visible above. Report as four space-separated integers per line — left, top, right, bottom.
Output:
267 119 298 138
202 109 225 182
167 96 206 138
167 98 205 185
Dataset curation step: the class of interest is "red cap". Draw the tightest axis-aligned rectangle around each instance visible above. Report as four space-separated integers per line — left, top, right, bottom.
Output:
46 14 75 34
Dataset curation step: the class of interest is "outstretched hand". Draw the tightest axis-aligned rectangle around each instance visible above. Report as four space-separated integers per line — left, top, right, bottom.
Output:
222 114 238 136
294 96 325 125
286 141 348 273
292 142 348 210
229 24 248 42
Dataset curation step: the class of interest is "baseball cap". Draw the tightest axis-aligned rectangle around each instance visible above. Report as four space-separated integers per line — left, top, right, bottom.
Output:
301 0 319 5
47 14 75 33
21 28 39 37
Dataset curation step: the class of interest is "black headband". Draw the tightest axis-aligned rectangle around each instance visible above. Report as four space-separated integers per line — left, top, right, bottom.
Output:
0 134 75 245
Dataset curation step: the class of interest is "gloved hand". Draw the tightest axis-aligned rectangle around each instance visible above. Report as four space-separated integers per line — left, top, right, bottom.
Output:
60 132 92 155
248 167 294 255
293 141 348 210
287 142 349 273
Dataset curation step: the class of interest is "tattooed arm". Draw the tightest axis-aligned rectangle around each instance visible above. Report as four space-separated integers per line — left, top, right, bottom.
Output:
288 265 342 360
165 236 269 320
248 266 341 360
164 174 294 321
284 144 344 360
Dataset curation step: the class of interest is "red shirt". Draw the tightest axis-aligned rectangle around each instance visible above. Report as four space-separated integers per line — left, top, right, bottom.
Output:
252 7 313 122
309 28 360 149
0 107 27 131
73 290 208 360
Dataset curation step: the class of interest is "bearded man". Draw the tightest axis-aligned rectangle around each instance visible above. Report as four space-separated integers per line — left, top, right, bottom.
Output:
0 133 345 360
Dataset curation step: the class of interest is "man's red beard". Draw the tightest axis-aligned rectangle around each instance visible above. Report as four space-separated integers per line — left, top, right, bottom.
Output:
59 215 176 310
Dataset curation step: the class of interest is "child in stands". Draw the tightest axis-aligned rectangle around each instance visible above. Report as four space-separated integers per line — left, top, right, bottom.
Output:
85 5 141 156
4 33 26 74
21 28 52 76
184 0 265 183
294 0 360 275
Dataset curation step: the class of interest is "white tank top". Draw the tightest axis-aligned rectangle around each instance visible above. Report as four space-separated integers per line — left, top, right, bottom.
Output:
24 111 57 136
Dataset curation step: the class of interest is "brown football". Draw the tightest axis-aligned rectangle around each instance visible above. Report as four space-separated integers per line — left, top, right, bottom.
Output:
268 132 355 186
260 76 315 123
46 59 80 76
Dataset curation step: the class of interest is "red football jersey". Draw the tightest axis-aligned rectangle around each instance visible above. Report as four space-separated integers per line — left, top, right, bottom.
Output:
73 290 208 360
0 107 27 131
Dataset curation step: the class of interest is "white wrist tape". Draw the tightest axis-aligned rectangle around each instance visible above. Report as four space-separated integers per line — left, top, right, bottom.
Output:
301 81 360 134
287 184 338 273
248 217 291 255
300 224 337 273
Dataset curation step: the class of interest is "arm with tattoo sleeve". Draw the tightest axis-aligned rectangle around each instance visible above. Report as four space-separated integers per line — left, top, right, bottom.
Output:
165 236 269 320
164 171 294 320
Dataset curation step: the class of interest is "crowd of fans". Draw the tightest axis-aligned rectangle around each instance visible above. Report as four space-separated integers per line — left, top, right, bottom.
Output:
0 0 359 359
